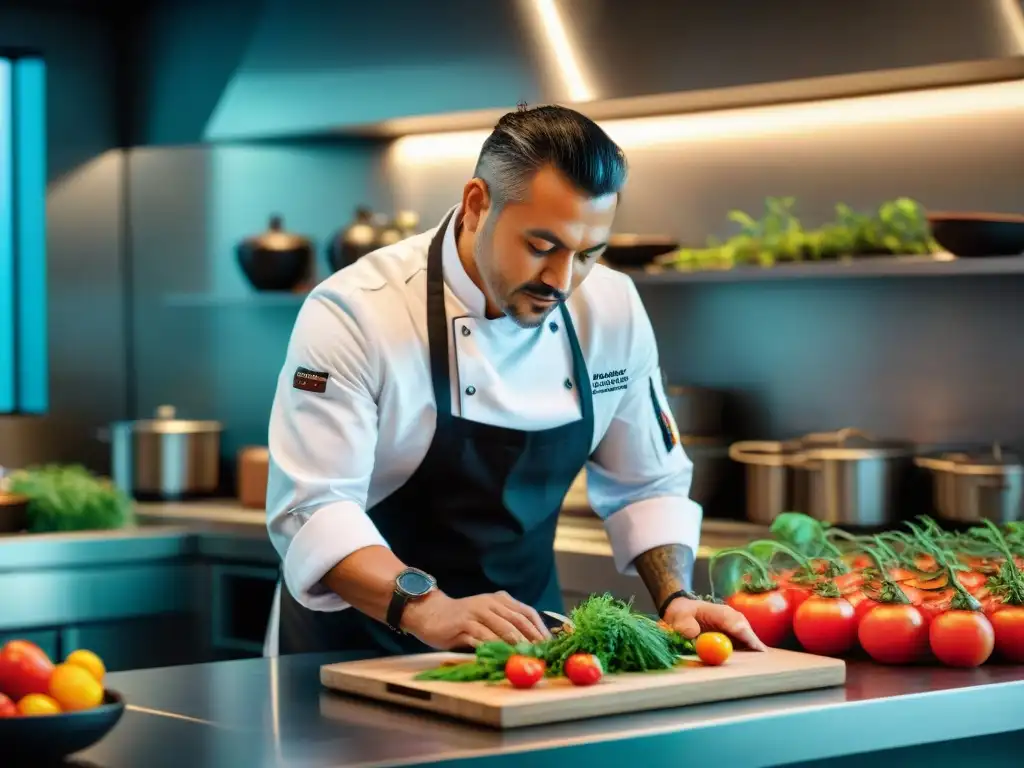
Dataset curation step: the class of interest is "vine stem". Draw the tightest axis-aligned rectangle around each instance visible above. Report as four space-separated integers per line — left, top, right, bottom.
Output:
708 547 776 600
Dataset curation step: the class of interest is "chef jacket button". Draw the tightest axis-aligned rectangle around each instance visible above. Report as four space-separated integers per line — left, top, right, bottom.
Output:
549 321 559 333
466 385 477 396
564 378 573 390
461 325 471 337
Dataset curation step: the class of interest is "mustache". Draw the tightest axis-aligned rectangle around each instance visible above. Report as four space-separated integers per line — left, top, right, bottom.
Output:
518 283 566 302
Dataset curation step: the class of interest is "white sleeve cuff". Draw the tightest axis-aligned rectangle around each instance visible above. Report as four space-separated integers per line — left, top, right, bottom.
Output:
602 496 703 575
282 500 390 612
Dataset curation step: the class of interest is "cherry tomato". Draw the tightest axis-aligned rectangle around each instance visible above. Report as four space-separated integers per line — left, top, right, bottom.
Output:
957 571 988 596
929 610 994 667
49 663 104 711
793 596 857 656
504 655 545 689
833 572 865 595
17 693 61 716
564 653 603 686
694 632 733 666
857 604 929 664
0 640 54 701
726 589 793 648
0 693 16 717
990 606 1024 663
65 649 106 683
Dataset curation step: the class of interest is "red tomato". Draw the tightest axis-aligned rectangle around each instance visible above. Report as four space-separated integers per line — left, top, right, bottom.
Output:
0 640 54 701
504 655 545 689
956 571 988 595
793 596 857 656
846 592 879 624
990 606 1024 663
0 693 16 717
929 610 994 667
833 572 865 595
564 654 603 686
848 554 873 571
726 589 793 648
857 604 929 664
916 594 953 624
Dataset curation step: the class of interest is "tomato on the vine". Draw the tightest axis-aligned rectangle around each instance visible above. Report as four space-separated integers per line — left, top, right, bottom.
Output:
726 589 793 648
990 605 1024 663
793 595 857 656
504 655 545 689
929 610 994 667
564 654 603 686
845 591 879 624
858 604 929 664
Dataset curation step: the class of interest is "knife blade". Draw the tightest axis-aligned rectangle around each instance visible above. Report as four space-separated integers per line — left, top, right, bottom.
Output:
542 610 575 630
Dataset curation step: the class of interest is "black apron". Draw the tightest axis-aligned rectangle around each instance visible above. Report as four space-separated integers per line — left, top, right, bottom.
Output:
278 211 595 657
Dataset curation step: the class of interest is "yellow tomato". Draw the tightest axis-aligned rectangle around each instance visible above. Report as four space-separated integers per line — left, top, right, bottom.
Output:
17 693 62 716
695 631 734 666
49 663 104 711
65 649 106 682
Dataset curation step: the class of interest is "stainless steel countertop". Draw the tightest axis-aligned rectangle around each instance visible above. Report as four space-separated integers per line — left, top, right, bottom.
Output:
69 651 1024 768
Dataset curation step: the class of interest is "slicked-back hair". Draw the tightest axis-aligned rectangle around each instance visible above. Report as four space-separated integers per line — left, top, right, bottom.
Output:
473 104 628 208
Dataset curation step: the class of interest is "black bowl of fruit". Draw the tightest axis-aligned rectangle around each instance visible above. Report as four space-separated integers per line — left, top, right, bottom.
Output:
0 640 123 763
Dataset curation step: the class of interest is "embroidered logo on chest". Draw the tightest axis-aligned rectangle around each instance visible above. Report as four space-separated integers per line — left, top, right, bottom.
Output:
591 368 629 395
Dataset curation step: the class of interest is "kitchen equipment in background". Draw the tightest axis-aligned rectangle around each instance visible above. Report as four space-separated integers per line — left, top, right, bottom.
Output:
373 213 404 249
915 444 1023 524
394 210 420 239
236 214 314 291
0 490 28 533
664 384 724 437
600 234 678 268
327 207 379 272
104 405 223 501
729 440 798 525
789 428 914 527
237 446 270 509
927 212 1024 257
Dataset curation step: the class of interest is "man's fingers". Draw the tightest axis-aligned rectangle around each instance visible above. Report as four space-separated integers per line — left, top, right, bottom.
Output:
709 605 768 651
493 592 551 639
464 620 501 646
494 605 546 643
480 611 528 645
673 614 702 639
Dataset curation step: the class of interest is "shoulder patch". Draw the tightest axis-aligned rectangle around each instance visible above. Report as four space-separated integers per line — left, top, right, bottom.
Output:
649 377 678 452
293 367 329 394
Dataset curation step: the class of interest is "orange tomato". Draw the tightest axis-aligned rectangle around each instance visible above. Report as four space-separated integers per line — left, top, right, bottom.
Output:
17 693 62 716
695 632 733 666
49 663 104 711
65 649 106 683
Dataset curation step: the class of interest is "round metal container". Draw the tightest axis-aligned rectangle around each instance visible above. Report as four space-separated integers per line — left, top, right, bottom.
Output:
107 405 223 500
728 440 798 525
915 446 1023 524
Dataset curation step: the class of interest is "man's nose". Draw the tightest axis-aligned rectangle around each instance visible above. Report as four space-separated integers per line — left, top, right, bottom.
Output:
540 252 573 295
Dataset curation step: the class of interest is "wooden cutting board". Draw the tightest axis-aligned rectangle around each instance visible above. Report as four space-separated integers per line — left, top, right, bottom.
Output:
320 648 846 729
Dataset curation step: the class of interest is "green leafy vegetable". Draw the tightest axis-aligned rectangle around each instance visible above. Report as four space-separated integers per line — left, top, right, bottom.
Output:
7 464 134 532
414 594 693 683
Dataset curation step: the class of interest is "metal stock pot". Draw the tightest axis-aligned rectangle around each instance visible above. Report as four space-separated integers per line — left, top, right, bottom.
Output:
915 444 1024 524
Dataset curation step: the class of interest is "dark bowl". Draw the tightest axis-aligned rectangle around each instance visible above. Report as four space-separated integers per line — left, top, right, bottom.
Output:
601 235 678 268
928 212 1024 258
2 690 125 764
236 245 313 291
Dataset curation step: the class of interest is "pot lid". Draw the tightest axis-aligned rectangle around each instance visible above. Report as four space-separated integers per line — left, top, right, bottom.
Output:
946 444 1024 475
799 427 913 459
241 215 312 252
113 405 223 434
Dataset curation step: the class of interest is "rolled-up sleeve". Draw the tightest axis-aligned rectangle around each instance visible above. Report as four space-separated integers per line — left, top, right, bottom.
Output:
266 290 386 612
587 285 703 575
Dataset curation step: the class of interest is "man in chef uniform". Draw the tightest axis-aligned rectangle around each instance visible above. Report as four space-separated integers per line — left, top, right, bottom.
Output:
264 104 765 657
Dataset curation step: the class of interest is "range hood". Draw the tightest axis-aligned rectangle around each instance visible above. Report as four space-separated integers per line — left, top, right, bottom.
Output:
204 0 1024 141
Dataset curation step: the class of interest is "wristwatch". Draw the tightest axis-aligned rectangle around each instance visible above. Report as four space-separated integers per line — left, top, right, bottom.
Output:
386 567 437 633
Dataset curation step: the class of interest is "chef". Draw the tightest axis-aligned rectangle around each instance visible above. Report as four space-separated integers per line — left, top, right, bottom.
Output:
264 104 765 657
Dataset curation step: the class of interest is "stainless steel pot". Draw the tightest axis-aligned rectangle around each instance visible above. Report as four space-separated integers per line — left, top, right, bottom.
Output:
915 445 1023 524
790 428 914 527
728 440 800 524
103 405 223 500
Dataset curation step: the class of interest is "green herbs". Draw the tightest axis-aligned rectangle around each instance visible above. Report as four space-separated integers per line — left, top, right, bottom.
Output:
414 594 693 683
657 196 940 272
7 464 134 532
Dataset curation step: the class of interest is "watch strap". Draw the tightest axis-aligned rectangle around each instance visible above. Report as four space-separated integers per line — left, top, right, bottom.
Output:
386 589 410 633
658 589 698 618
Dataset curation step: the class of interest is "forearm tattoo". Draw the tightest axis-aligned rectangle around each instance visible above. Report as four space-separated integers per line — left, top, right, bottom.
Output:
635 544 695 611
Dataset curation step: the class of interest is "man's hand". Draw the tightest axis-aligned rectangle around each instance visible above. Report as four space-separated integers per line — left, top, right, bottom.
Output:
663 596 767 651
402 590 552 650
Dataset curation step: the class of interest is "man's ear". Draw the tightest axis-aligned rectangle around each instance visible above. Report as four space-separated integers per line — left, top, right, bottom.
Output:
460 178 491 234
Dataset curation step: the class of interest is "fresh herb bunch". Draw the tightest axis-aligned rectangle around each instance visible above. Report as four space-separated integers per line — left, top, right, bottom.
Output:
414 594 693 683
7 464 134 532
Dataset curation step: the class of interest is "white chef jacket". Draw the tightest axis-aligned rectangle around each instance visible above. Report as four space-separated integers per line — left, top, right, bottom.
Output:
263 205 701 652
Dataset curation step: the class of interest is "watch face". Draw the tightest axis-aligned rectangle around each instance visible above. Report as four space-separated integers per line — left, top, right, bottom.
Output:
397 569 434 597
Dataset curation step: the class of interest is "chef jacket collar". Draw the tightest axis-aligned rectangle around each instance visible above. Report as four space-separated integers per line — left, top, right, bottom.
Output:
441 205 523 334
